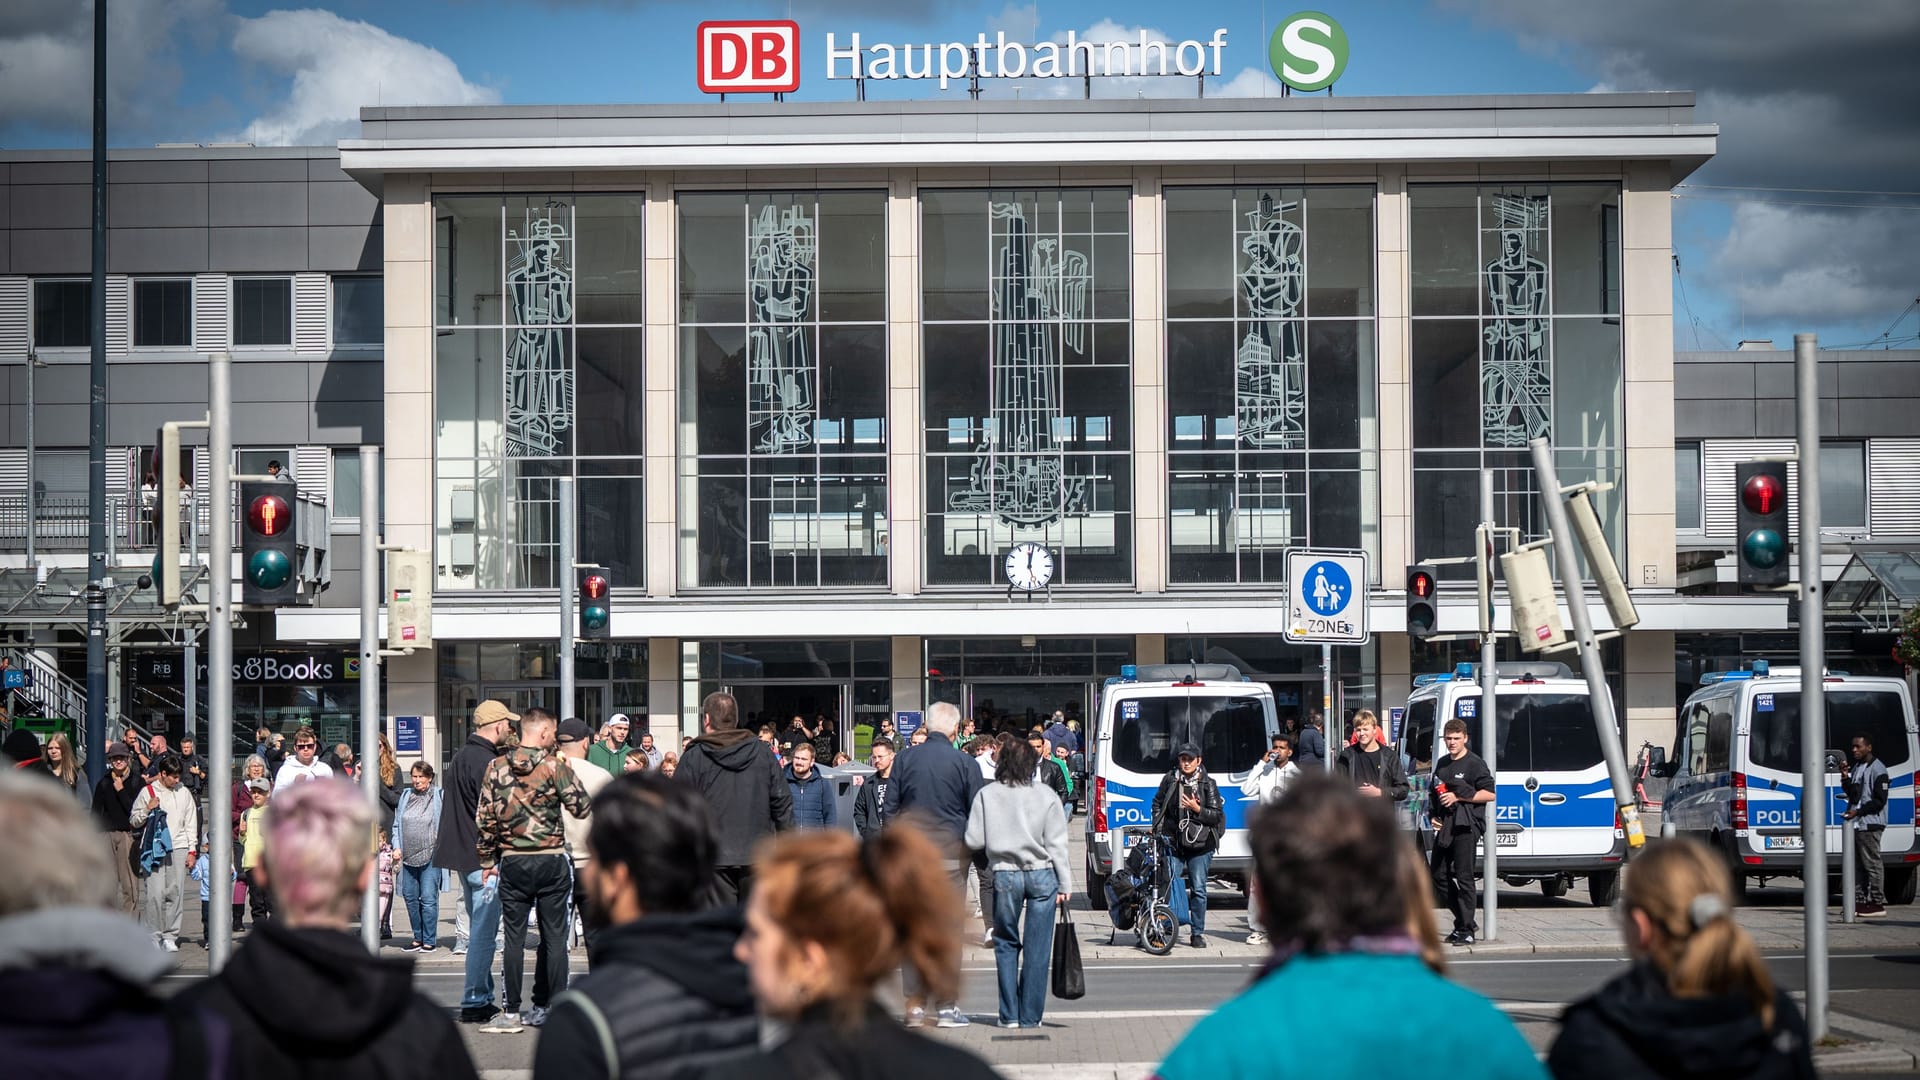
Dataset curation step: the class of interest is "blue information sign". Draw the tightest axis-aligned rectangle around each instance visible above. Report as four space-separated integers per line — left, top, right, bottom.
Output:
393 715 422 754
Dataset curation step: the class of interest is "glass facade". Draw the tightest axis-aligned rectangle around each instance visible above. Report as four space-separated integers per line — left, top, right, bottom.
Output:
923 188 1133 586
1163 186 1378 584
433 194 645 590
1409 184 1623 576
679 191 888 588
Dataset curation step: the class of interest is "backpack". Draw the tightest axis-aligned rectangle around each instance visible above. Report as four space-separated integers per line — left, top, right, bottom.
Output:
135 785 173 877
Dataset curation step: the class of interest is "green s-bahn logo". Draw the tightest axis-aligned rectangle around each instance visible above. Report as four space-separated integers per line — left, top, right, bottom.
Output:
1270 10 1349 93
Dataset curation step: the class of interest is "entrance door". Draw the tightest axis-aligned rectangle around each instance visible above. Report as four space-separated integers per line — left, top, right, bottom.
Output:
966 682 1089 735
724 681 850 756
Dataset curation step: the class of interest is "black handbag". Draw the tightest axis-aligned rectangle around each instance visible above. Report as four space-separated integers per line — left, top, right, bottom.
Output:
1050 904 1086 999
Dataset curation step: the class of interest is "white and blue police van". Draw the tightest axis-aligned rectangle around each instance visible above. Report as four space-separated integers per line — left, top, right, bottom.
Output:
1084 663 1278 902
1662 662 1918 904
1402 661 1628 907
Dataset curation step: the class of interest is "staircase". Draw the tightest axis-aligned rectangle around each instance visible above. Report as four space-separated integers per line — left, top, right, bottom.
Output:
2 646 140 762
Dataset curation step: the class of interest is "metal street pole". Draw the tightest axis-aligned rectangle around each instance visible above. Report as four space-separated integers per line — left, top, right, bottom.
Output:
25 352 35 569
207 352 235 971
559 477 576 720
83 0 108 787
1481 469 1500 941
1528 438 1644 853
360 445 382 952
1795 332 1829 1041
1321 642 1333 773
184 633 197 748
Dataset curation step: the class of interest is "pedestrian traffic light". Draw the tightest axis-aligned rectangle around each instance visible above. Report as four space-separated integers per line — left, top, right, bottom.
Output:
1735 461 1790 589
578 571 611 641
1405 564 1438 639
240 479 299 606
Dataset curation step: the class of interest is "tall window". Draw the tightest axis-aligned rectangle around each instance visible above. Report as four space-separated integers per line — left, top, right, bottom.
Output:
922 188 1132 586
133 279 192 348
1821 441 1867 530
679 191 887 588
1674 441 1702 532
32 279 90 348
232 277 293 346
1163 186 1378 584
1409 184 1623 574
433 194 645 591
332 275 383 347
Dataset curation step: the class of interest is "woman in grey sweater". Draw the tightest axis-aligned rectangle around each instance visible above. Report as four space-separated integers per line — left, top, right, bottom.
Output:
965 737 1074 1029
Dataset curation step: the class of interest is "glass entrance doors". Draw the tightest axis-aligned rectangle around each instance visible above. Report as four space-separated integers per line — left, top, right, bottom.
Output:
724 681 851 756
963 681 1091 736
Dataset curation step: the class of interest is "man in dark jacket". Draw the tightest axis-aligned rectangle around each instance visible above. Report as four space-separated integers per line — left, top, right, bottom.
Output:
1335 709 1409 804
91 741 145 917
437 699 516 1023
175 777 480 1080
1151 744 1225 949
675 691 792 905
881 701 985 1027
853 738 895 838
784 744 837 829
533 773 759 1080
1296 712 1327 770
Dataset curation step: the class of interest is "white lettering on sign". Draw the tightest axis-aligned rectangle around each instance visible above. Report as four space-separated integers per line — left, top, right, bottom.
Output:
825 28 1229 89
233 656 336 683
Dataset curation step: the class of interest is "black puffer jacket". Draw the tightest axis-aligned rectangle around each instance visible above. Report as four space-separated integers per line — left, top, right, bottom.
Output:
708 1003 998 1080
1548 961 1816 1080
434 732 504 876
675 729 793 868
532 908 759 1080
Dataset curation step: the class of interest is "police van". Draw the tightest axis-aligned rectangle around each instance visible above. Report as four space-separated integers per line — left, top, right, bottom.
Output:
1662 662 1918 904
1402 662 1628 907
1084 663 1278 902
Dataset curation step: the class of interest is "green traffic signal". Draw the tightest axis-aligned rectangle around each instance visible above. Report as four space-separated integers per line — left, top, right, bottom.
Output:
247 548 293 589
1741 528 1787 570
582 603 610 631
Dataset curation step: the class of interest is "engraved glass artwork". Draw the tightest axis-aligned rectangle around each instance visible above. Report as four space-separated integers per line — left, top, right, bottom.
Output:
1481 193 1549 446
504 206 575 457
948 200 1092 527
1235 194 1306 448
748 203 817 454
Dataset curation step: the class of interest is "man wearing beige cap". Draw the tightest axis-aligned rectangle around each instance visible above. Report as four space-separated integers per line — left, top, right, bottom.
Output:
440 699 518 1025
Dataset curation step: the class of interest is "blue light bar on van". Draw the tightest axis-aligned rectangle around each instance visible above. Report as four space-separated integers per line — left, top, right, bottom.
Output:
1699 670 1754 685
1453 662 1474 679
1412 672 1456 688
1752 659 1769 677
1120 664 1137 683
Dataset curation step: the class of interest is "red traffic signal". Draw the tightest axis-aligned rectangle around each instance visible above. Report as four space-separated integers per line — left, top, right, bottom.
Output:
1406 564 1439 639
246 493 291 536
580 574 609 600
1409 568 1435 599
1740 472 1783 516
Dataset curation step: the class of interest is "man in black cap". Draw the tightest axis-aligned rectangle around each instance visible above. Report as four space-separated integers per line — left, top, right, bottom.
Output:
1151 743 1224 949
554 717 614 958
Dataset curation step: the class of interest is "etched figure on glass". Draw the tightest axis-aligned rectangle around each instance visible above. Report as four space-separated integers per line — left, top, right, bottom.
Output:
1236 195 1306 449
1481 194 1549 446
748 203 817 455
949 200 1091 528
504 208 575 457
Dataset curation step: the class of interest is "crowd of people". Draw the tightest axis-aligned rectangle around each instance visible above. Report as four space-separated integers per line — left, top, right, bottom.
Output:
0 699 1836 1079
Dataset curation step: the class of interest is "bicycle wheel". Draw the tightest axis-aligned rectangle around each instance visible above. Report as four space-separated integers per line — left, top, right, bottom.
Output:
1140 901 1177 955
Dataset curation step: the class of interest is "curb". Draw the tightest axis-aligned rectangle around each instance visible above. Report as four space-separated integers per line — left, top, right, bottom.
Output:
1815 1046 1920 1073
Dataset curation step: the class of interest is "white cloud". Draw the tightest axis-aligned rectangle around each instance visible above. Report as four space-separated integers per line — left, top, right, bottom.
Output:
1710 203 1920 326
228 9 499 146
973 17 1273 101
0 0 223 136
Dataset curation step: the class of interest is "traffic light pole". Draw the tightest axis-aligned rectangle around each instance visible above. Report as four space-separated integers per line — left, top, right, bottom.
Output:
1527 438 1645 856
1480 469 1500 941
83 0 108 789
560 476 572 714
359 445 382 952
1795 332 1829 1042
207 351 236 973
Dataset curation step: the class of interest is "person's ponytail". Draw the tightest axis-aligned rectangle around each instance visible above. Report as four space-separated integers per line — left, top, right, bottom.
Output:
1627 840 1778 1031
1668 906 1776 1029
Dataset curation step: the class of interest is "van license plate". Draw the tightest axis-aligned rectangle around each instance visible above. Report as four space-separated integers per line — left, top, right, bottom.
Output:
1496 832 1520 847
1764 835 1803 851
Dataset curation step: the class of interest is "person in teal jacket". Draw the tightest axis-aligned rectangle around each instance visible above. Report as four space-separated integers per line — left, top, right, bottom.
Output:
1154 774 1545 1080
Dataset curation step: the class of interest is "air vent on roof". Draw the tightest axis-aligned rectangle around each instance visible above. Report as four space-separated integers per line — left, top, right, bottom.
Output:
1735 339 1777 351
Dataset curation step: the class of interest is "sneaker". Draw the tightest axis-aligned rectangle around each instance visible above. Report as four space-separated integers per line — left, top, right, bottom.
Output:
480 1012 524 1034
1452 933 1476 947
458 1004 500 1025
903 1006 927 1029
1189 934 1207 949
937 1007 971 1029
524 1006 549 1027
981 930 995 947
452 945 468 956
1857 902 1887 918
1443 929 1465 945
998 1019 1021 1029
1246 931 1268 946
161 939 179 953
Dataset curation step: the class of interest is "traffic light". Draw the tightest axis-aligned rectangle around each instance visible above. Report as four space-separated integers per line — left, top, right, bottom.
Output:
155 423 183 607
1405 564 1438 639
578 570 611 641
1735 461 1790 589
240 479 299 606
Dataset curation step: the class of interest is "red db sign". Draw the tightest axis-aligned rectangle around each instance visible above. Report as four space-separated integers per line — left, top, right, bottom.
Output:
697 20 801 94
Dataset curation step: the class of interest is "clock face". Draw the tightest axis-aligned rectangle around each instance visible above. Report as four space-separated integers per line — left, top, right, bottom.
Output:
1004 542 1055 591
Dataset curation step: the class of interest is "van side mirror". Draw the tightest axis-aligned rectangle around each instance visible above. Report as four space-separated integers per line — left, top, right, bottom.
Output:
1652 760 1678 779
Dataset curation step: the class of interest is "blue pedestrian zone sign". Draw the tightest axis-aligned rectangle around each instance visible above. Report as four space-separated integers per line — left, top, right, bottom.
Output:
1285 549 1370 645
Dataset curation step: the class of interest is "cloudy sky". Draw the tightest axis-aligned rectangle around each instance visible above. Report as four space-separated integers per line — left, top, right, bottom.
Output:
2 0 1915 350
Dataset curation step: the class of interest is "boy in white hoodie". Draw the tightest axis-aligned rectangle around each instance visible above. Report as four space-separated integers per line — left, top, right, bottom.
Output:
129 753 199 951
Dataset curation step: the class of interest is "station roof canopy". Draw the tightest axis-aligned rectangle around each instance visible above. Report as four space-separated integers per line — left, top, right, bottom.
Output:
1825 548 1920 632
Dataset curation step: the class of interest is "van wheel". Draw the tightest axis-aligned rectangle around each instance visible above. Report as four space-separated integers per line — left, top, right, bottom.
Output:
1715 833 1751 904
1588 870 1620 908
1540 875 1570 899
1889 866 1917 906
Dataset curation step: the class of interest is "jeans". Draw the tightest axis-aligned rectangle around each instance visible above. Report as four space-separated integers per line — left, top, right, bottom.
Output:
991 868 1059 1027
400 863 441 947
499 853 572 1012
1168 850 1212 934
461 870 503 1009
1856 826 1886 905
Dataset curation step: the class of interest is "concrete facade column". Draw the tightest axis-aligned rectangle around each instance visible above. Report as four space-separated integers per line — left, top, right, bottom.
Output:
1379 633 1412 717
381 173 439 758
1624 628 1675 755
890 635 923 718
1376 166 1412 579
887 170 924 596
1135 633 1166 666
1622 161 1677 593
647 637 681 743
1131 167 1167 594
644 176 679 596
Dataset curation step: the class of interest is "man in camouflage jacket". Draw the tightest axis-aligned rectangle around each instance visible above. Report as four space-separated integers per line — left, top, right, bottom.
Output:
475 708 590 1028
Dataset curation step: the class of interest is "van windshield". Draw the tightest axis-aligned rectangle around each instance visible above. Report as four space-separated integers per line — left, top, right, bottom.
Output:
1110 695 1268 775
1748 690 1911 773
1453 692 1604 773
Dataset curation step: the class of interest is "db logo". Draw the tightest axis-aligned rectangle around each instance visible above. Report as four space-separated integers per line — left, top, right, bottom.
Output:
697 20 800 94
